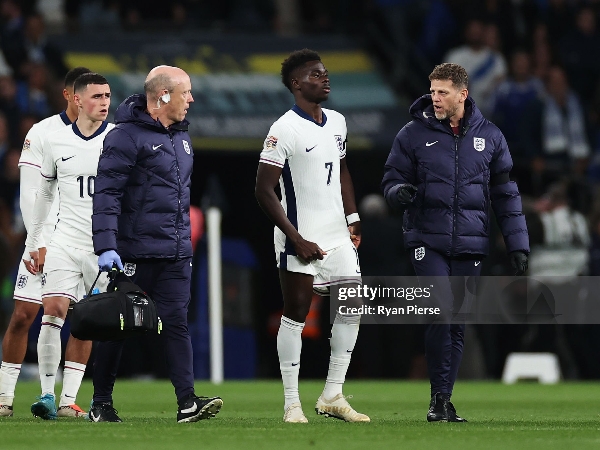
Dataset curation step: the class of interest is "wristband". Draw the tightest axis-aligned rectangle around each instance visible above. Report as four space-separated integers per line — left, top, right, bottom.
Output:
346 212 360 225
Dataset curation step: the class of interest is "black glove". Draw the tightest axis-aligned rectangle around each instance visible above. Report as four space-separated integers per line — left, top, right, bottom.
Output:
510 251 528 275
396 184 418 205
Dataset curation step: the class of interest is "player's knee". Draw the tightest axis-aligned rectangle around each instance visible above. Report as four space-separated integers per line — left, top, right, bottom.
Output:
42 298 68 319
283 304 311 323
8 302 40 330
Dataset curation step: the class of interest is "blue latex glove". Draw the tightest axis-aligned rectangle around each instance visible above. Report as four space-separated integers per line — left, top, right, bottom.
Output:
98 250 123 272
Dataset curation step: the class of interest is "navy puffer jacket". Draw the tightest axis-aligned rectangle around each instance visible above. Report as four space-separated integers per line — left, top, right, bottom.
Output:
92 94 193 260
382 95 529 257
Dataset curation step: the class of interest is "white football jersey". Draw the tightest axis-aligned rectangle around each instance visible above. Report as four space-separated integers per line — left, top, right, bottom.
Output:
41 121 115 252
18 112 72 240
259 106 349 252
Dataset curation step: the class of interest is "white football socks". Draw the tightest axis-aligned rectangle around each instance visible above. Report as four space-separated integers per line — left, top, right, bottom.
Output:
322 312 360 400
38 315 64 396
0 362 21 406
60 361 86 407
277 316 304 410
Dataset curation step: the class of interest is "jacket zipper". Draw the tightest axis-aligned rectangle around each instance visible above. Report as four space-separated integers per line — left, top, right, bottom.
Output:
451 125 470 256
452 133 459 257
169 132 182 259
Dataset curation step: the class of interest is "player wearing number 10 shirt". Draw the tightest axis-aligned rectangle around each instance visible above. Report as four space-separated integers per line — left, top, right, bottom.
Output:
255 49 367 424
25 73 113 420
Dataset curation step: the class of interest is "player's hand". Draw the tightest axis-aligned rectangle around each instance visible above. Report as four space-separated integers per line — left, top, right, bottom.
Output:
510 251 528 276
38 247 47 273
292 237 327 263
397 184 418 205
348 221 361 249
98 250 124 272
24 250 39 275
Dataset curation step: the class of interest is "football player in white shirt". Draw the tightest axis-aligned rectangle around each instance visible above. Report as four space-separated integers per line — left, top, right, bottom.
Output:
0 67 92 418
25 73 114 420
255 49 368 423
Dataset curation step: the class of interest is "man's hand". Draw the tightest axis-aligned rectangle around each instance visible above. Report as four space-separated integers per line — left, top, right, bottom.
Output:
23 250 39 275
98 250 124 272
348 221 361 249
510 251 528 275
292 236 327 263
397 184 418 205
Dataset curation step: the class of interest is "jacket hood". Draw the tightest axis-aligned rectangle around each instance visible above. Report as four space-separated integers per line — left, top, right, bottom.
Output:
409 94 484 130
113 94 189 132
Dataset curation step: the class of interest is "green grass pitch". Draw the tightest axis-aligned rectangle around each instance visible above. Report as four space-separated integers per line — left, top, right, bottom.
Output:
1 380 599 449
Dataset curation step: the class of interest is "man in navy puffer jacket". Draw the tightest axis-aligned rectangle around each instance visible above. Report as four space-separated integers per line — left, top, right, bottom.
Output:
90 66 222 423
382 63 529 422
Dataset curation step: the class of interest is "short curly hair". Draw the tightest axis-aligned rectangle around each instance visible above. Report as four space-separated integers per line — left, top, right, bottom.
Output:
429 63 469 89
281 49 322 93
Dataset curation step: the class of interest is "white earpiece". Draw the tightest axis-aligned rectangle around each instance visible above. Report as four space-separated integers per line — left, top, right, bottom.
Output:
153 92 171 110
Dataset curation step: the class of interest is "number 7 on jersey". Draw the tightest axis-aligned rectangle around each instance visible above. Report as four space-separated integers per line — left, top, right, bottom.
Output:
325 162 333 185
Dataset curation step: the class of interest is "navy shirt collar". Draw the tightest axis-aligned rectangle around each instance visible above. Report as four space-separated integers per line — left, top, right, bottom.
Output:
292 104 327 127
59 110 72 125
72 121 108 141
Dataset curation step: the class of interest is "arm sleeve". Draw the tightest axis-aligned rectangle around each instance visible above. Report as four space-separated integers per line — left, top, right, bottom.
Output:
381 126 417 210
18 124 43 170
92 128 138 255
24 136 60 251
339 116 347 159
24 162 57 253
258 121 295 168
490 133 530 253
19 165 40 235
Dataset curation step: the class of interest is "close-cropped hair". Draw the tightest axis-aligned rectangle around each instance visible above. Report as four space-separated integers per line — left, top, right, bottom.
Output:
429 63 469 90
281 48 322 92
143 73 174 98
73 73 109 93
64 67 91 88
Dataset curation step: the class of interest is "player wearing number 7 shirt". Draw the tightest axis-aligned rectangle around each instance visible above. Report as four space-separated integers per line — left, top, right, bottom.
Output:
255 49 368 424
24 73 114 420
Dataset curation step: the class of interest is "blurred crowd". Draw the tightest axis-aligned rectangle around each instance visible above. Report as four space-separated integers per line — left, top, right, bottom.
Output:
1 0 600 379
367 1 600 293
62 0 367 35
0 0 73 318
364 0 600 380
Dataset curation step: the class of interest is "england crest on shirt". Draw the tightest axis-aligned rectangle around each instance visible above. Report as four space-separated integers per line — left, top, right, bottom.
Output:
182 140 191 154
334 135 344 154
474 137 485 152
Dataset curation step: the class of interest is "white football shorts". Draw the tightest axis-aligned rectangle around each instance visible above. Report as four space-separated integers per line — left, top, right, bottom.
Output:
276 238 362 295
13 255 45 304
42 242 108 303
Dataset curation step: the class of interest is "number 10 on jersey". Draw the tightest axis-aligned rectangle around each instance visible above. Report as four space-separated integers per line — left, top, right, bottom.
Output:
77 175 95 198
